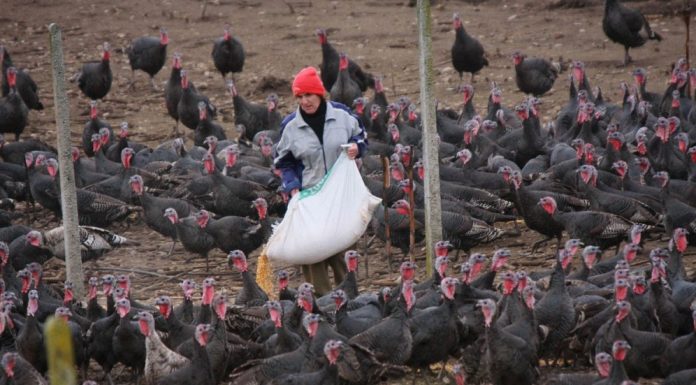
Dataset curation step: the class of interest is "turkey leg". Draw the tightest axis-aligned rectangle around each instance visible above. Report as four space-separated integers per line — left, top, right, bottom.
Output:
149 76 160 92
167 240 177 257
623 47 633 66
127 69 136 91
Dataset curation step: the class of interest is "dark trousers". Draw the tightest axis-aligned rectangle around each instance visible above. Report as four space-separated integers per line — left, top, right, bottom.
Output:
301 253 347 296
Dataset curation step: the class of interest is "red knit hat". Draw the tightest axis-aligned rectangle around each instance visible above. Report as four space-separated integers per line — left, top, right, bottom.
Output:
292 67 326 97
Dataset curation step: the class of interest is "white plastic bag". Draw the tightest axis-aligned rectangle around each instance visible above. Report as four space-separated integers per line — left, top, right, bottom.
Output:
267 152 382 265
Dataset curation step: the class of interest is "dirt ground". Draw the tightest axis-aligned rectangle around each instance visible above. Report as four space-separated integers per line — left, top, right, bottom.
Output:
0 0 692 383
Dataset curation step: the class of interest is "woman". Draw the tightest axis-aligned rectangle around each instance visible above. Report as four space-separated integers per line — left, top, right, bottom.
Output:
274 66 367 295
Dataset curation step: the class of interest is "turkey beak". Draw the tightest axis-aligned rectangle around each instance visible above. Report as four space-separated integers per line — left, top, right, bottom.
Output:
298 294 313 313
584 252 597 270
157 303 170 319
30 270 40 289
268 306 282 328
199 106 207 121
160 29 169 45
347 256 359 272
47 163 57 178
651 263 666 282
202 285 215 306
502 276 516 295
478 301 494 328
400 266 415 281
444 281 457 300
278 276 288 290
332 293 344 310
184 284 196 300
678 138 688 153
6 69 16 88
130 179 143 195
308 320 319 338
28 236 41 248
615 283 628 302
609 138 621 151
516 274 527 291
91 138 101 154
613 342 630 362
633 72 644 86
636 141 648 155
164 211 177 224
138 317 150 337
676 232 688 253
214 298 227 320
524 290 536 310
399 149 412 168
560 253 572 270
326 344 341 365
390 167 403 182
435 242 451 257
633 281 646 295
196 328 209 347
388 108 398 123
390 126 400 143
122 151 132 169
462 88 471 105
463 131 471 145
612 163 626 178
656 124 670 143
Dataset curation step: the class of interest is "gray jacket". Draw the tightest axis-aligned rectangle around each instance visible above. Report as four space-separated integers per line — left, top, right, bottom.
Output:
274 101 366 192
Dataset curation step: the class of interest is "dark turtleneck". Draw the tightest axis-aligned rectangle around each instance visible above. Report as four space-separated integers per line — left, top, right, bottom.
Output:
300 99 327 144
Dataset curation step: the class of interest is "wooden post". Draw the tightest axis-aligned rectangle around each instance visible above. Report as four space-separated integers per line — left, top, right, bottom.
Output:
684 0 691 68
49 24 85 298
406 163 416 263
417 0 443 278
381 156 393 270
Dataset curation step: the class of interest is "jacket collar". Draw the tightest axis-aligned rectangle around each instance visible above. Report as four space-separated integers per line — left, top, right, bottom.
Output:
295 101 338 129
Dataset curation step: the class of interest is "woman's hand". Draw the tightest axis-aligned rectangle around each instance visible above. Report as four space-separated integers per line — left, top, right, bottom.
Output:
346 143 358 160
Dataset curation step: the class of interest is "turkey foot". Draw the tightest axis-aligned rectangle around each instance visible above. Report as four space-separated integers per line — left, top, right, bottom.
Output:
531 236 552 253
149 77 160 92
505 219 522 237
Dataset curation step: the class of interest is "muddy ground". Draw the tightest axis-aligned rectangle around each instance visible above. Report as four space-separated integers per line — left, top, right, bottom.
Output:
0 0 692 383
